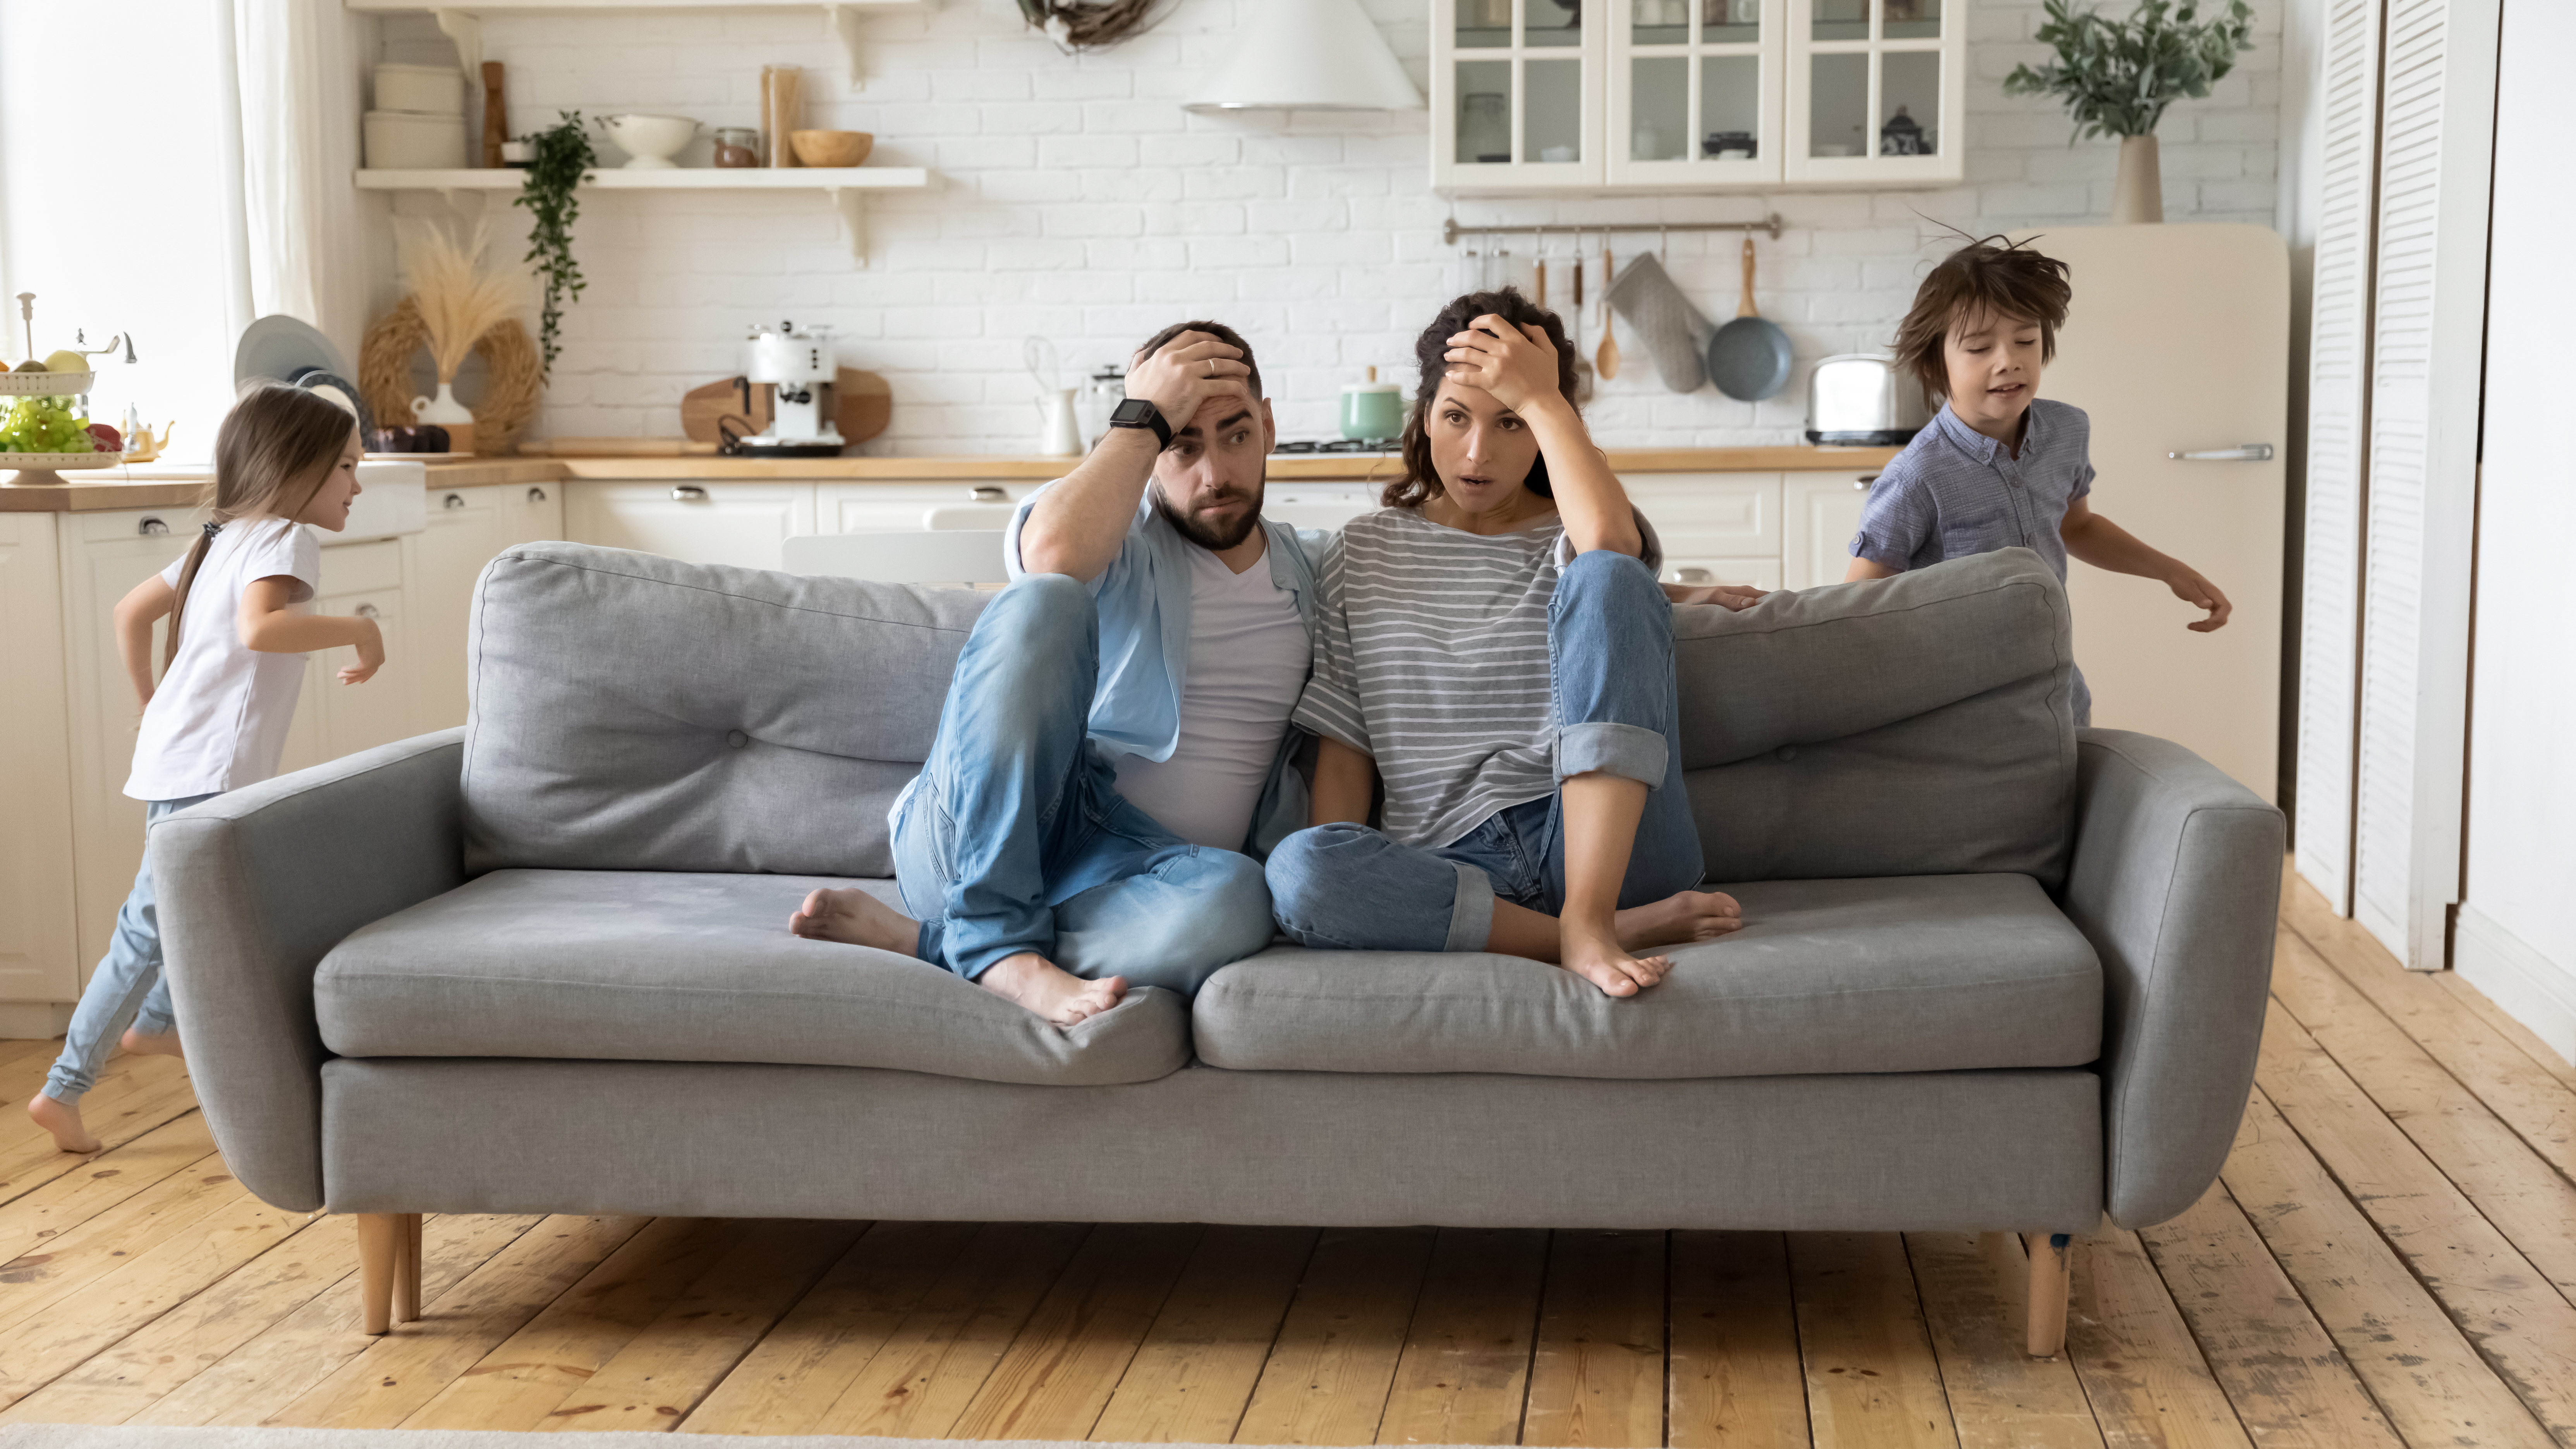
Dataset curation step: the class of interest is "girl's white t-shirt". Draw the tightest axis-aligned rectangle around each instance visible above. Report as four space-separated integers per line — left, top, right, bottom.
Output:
124 517 322 802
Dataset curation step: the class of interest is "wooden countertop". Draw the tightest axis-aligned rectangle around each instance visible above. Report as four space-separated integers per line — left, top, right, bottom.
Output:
5 445 1900 512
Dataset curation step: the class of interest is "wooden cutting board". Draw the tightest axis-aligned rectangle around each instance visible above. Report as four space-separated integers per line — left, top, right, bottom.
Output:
680 369 892 446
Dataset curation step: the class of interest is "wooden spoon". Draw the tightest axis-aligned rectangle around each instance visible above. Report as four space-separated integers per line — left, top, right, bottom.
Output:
1594 242 1621 380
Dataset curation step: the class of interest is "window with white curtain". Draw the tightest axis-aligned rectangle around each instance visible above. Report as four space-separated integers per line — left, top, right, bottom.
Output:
0 0 242 463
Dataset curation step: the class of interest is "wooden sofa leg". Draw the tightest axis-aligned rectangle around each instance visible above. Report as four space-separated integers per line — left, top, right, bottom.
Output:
394 1213 423 1323
2025 1231 2072 1358
357 1214 398 1335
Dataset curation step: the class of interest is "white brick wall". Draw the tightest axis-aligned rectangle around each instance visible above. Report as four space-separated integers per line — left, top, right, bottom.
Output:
377 0 2283 451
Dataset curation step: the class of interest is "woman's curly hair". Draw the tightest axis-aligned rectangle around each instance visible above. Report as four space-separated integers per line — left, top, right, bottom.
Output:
1384 287 1581 509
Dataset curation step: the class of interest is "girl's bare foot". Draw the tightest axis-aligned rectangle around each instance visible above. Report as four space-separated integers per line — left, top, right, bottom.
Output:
120 1026 184 1060
1615 889 1745 951
27 1093 101 1154
977 951 1126 1028
1561 919 1674 998
790 887 920 956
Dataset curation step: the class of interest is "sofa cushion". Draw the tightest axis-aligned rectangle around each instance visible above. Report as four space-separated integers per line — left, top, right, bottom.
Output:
1191 874 2100 1078
314 869 1189 1087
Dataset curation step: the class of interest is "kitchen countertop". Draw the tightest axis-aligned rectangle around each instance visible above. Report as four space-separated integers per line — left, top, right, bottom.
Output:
5 445 1901 512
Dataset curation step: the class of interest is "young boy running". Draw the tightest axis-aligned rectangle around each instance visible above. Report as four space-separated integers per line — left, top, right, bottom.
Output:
1846 235 2231 724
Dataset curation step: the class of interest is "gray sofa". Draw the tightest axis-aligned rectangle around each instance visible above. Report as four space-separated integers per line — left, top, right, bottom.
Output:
155 541 2283 1353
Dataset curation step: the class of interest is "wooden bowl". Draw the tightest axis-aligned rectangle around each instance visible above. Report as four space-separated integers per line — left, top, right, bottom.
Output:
790 130 874 167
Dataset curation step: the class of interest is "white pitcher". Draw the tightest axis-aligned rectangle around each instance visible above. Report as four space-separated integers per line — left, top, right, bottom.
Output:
412 383 473 425
1035 387 1081 457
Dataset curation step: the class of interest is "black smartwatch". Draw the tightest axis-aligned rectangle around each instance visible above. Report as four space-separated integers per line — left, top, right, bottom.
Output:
1108 397 1172 450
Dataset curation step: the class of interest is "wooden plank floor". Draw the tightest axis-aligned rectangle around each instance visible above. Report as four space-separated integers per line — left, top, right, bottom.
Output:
3 872 2572 1446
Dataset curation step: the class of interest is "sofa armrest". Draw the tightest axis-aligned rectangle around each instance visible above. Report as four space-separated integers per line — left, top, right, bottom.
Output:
2063 728 2284 1229
153 730 467 1212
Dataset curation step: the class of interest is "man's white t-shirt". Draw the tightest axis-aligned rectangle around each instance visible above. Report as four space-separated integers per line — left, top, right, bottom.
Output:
125 516 322 802
1112 540 1312 851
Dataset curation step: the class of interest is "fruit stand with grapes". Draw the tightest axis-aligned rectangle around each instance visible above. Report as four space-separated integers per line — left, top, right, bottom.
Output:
3 293 128 483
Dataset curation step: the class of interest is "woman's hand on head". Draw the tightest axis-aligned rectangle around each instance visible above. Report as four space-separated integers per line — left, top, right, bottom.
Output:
1443 315 1562 416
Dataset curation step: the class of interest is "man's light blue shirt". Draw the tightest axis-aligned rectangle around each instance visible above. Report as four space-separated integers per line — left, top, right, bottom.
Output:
1001 481 1333 857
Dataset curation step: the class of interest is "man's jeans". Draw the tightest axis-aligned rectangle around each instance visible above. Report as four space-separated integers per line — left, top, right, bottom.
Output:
1264 550 1704 951
890 573 1276 994
45 794 217 1104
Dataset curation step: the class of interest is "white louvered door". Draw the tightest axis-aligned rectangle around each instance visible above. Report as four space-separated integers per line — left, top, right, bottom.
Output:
2293 0 2381 913
2349 0 2499 967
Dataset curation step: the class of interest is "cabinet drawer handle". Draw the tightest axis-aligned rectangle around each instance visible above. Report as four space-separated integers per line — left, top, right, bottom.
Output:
355 603 382 620
443 493 466 510
527 486 548 503
969 486 1007 502
1673 567 1716 584
671 486 709 503
138 517 170 536
1855 475 1878 491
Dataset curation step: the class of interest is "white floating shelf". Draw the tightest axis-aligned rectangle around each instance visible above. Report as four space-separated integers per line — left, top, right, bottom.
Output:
342 1 937 84
355 167 934 264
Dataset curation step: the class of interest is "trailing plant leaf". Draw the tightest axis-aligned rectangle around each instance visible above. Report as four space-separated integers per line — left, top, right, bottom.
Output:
514 111 597 378
2002 0 2255 141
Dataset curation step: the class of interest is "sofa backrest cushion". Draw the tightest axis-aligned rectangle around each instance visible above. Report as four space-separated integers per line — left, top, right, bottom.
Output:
465 542 2075 884
1674 548 2078 885
463 543 985 877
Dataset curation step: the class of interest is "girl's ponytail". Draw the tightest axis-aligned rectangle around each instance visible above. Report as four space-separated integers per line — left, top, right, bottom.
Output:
164 385 364 671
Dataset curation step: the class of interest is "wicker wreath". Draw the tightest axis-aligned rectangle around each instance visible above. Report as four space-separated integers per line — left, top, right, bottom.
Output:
358 297 543 455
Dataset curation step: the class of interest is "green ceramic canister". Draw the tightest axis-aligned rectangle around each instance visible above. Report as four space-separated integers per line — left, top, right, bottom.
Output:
1340 369 1404 442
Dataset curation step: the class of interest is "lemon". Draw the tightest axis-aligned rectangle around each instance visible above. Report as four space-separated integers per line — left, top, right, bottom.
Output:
43 350 88 375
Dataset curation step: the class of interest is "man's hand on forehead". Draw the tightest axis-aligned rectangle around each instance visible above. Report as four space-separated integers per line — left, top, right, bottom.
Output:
1127 330 1256 436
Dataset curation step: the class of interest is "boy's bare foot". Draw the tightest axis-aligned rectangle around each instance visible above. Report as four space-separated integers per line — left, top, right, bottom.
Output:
1561 919 1674 999
790 887 921 956
1615 889 1745 951
26 1093 101 1154
120 1026 184 1060
977 951 1125 1028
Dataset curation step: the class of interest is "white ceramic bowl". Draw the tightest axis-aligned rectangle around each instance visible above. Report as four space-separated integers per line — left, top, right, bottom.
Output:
601 113 699 170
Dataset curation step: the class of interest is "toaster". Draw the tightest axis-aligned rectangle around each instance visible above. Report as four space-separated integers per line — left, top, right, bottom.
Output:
1805 353 1932 446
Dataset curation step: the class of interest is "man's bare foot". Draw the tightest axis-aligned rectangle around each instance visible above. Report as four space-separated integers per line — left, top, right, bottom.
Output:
1616 889 1745 951
120 1026 184 1060
790 887 921 956
26 1093 101 1154
977 951 1126 1028
1561 918 1673 999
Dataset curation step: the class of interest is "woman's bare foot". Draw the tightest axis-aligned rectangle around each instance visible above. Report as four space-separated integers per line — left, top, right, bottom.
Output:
26 1093 101 1154
120 1026 184 1060
1615 889 1745 951
1561 918 1674 999
977 951 1126 1028
790 887 921 956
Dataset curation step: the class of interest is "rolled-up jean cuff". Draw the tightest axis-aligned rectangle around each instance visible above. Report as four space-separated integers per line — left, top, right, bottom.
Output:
1559 721 1670 788
1445 861 1497 952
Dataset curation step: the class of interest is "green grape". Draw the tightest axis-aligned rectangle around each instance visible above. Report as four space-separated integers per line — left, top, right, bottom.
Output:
0 393 94 453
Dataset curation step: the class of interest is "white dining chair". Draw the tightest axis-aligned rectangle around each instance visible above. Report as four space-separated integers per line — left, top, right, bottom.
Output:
780 530 1010 586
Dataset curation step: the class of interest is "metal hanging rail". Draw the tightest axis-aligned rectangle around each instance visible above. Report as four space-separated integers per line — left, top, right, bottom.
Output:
1441 214 1784 244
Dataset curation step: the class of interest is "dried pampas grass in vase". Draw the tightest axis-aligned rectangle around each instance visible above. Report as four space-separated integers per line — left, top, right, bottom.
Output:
388 218 537 454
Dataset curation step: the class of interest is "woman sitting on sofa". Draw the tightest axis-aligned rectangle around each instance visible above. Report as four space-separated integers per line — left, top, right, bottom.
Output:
1262 289 1747 996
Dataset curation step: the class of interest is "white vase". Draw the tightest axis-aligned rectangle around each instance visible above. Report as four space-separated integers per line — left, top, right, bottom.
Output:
412 382 474 424
1035 387 1081 457
2112 134 2164 224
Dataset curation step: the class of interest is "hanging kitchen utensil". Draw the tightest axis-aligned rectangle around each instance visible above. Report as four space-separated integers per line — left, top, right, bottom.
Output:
1571 231 1585 308
1594 242 1620 380
1023 335 1060 394
1604 251 1711 393
1707 237 1795 402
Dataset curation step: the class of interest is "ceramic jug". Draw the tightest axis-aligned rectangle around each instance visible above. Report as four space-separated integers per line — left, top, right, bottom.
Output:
412 383 477 455
1036 387 1082 457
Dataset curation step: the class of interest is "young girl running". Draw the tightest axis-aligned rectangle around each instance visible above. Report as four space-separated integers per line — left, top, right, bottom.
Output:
26 384 384 1154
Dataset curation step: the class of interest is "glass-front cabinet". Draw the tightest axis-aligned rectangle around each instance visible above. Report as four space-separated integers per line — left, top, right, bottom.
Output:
1432 0 1963 191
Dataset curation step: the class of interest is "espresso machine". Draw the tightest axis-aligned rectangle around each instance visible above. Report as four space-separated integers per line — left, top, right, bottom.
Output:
723 320 845 457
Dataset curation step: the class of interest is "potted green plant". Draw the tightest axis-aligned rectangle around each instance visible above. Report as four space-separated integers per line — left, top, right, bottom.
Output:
514 111 597 377
2003 0 2255 224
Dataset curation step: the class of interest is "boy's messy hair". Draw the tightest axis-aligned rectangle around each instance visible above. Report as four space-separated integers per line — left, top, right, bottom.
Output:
1891 234 2072 400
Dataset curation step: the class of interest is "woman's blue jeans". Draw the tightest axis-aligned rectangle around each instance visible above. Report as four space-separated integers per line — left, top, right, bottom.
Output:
1264 550 1704 951
888 573 1276 994
45 794 217 1104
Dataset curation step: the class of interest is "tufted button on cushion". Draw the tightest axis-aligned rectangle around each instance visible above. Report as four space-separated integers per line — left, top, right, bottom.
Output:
726 730 749 749
1775 745 1798 762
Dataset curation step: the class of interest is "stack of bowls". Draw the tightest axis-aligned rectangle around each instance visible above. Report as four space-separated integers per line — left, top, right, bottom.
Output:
365 64 468 170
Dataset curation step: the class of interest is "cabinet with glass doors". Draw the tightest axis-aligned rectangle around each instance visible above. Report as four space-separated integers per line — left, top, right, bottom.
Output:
1432 0 1963 192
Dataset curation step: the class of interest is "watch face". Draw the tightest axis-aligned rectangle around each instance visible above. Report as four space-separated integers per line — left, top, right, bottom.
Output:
1111 399 1158 424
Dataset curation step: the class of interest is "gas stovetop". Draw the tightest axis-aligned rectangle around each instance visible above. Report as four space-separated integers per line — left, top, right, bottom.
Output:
1270 439 1398 455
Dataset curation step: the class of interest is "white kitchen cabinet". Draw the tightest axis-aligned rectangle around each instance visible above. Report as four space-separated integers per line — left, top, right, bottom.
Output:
1627 473 1783 556
276 541 414 775
413 484 520 731
1781 470 1877 588
58 505 206 979
1663 558 1786 590
0 513 81 1025
817 481 1031 533
1265 484 1379 532
1434 0 1961 192
565 481 819 572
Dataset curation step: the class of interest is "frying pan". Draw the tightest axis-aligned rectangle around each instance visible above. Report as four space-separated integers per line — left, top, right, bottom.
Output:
1707 238 1794 402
